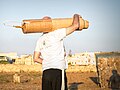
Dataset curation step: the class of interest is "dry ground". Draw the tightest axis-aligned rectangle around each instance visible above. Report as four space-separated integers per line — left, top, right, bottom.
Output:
0 72 110 90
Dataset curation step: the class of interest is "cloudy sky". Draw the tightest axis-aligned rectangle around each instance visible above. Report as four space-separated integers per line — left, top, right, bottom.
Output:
0 0 120 55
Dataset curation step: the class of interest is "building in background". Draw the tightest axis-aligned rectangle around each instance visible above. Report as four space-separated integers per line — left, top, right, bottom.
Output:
0 52 97 66
67 52 96 66
15 54 35 65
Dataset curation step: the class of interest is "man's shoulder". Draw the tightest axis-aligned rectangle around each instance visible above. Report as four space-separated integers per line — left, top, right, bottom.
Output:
38 28 66 41
51 28 66 35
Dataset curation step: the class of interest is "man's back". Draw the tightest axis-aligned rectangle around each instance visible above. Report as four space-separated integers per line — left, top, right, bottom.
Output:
35 28 67 71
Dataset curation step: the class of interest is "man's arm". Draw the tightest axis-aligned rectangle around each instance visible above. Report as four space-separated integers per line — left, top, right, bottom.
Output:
33 51 43 64
66 14 81 35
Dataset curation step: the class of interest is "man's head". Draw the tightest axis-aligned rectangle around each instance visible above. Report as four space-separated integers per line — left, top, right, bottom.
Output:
42 16 51 34
42 16 51 20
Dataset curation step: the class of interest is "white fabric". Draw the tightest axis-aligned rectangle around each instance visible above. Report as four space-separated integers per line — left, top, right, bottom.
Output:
61 69 65 90
35 28 67 71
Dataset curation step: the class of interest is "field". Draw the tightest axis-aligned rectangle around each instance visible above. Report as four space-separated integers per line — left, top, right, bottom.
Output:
0 71 109 90
1 52 120 90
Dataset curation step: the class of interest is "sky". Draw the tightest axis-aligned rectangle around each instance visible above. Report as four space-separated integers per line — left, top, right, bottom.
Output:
0 0 120 55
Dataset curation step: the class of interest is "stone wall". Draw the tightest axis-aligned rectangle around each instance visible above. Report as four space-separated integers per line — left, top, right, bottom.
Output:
66 65 97 72
0 64 97 73
96 55 120 89
0 64 42 73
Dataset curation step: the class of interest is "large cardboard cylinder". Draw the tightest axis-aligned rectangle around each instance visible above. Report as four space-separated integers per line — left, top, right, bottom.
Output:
21 18 89 34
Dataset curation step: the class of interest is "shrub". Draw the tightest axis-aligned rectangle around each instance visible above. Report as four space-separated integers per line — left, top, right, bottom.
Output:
0 61 9 64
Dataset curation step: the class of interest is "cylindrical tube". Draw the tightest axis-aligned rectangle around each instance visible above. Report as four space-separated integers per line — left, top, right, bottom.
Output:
17 18 89 34
22 19 52 33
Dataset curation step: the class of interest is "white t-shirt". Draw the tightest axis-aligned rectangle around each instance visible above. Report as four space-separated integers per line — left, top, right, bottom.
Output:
35 28 67 71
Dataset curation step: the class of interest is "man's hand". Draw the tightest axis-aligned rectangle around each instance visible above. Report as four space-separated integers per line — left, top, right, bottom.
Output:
66 14 81 35
33 51 43 64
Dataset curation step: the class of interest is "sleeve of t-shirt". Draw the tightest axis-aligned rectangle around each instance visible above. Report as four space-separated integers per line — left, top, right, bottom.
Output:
34 39 40 52
52 28 66 41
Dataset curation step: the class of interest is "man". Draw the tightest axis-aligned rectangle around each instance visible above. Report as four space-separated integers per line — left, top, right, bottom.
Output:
108 70 120 89
34 14 81 90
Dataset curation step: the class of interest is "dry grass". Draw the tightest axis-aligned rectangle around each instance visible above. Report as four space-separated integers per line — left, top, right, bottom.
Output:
0 72 103 90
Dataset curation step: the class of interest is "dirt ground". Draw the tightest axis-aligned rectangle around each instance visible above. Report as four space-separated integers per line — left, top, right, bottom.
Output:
0 72 110 90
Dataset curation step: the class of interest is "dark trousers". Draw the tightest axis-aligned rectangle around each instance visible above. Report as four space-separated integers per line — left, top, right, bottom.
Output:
42 69 67 90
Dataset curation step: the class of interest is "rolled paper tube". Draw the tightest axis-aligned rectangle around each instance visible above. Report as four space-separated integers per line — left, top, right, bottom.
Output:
16 17 89 34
